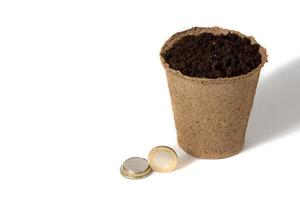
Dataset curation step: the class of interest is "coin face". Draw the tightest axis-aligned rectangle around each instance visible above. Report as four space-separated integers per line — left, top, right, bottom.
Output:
120 157 152 179
148 146 178 173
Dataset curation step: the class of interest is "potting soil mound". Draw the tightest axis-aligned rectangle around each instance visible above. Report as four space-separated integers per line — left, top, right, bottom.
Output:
162 32 262 78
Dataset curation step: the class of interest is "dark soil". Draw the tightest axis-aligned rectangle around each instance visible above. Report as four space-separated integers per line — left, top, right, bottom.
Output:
162 32 262 78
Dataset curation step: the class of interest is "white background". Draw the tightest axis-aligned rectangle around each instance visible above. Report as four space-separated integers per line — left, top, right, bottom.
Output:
1 0 300 199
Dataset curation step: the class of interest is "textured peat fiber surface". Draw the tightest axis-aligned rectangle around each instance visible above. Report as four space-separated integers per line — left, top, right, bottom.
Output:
161 32 262 78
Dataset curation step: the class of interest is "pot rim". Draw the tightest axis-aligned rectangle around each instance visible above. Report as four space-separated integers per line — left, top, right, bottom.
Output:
160 26 268 84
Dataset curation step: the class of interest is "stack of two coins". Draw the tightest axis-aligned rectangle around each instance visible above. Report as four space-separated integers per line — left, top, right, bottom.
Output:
120 146 178 179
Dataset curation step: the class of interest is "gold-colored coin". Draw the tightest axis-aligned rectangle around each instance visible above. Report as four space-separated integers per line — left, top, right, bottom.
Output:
120 157 152 179
148 146 178 173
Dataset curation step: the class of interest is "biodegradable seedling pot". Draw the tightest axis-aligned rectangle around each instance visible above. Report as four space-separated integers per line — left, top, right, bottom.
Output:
160 27 268 159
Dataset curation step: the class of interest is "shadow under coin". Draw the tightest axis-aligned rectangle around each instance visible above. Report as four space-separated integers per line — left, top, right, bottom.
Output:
171 145 196 170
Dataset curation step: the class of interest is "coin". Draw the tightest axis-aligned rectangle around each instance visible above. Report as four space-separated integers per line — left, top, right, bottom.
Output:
148 146 178 173
120 157 152 179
